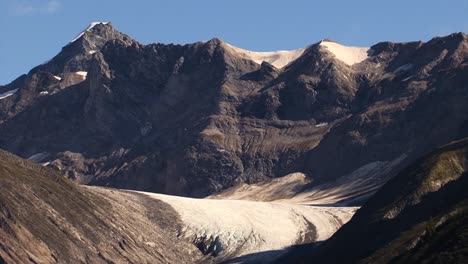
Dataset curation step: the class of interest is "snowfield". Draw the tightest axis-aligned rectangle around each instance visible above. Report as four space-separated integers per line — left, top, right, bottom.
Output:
320 40 371 65
135 190 357 263
225 43 305 69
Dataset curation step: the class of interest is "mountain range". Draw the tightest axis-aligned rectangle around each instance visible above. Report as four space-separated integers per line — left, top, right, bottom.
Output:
0 22 466 198
0 22 467 263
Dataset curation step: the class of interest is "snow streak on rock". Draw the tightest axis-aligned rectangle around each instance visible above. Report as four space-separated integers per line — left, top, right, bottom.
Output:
0 88 18 100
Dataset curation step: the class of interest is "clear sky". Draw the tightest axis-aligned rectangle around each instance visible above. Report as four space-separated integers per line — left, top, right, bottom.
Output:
0 0 467 85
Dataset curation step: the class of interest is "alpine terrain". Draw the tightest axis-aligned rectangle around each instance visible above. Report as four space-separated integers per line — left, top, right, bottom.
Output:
0 22 467 263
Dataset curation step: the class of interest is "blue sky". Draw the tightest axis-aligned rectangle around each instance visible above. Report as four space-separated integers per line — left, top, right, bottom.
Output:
0 0 467 85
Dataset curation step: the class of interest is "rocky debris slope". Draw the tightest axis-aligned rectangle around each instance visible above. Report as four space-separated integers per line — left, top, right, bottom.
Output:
1 22 467 198
280 137 468 264
0 150 202 263
207 172 313 202
209 153 406 206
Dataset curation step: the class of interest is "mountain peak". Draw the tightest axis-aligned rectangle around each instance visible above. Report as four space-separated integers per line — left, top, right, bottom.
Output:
28 21 133 77
70 22 111 43
64 21 134 53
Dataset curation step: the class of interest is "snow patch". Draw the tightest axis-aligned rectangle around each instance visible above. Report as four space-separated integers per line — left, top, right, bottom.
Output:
315 122 328 127
88 50 97 55
0 88 18 100
53 75 61 81
75 71 88 78
320 40 371 65
39 91 49 95
225 43 305 69
71 22 109 43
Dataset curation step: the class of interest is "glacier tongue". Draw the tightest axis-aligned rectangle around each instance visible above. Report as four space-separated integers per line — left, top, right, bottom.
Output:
134 190 357 263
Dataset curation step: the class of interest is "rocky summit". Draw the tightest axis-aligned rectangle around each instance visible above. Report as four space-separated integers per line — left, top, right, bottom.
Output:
1 22 467 199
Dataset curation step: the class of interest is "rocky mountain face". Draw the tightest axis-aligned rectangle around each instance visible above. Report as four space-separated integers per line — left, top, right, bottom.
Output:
0 150 202 263
0 22 467 197
279 137 468 263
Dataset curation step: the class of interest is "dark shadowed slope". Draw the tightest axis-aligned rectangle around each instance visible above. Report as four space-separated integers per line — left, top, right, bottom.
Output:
280 138 468 264
0 150 202 263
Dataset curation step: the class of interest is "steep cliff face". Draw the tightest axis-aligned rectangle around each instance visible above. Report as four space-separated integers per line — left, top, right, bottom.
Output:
0 22 467 197
280 138 468 264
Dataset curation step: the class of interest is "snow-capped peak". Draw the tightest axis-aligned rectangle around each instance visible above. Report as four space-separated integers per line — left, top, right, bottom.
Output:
70 22 110 43
319 40 371 65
